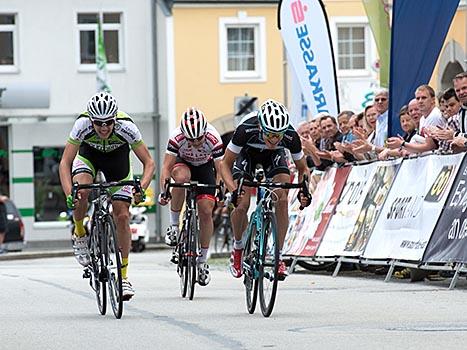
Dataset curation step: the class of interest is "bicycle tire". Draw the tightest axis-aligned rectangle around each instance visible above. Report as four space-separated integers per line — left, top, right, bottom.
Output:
178 229 189 298
104 217 123 319
90 223 107 315
243 222 259 314
187 213 198 301
259 213 279 317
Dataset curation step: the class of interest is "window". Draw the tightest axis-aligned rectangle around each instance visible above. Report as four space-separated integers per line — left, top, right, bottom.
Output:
337 25 366 70
0 14 18 72
219 14 266 82
33 147 67 222
77 12 122 70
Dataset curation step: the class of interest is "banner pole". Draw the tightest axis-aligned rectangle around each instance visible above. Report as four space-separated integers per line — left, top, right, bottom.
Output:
448 263 464 290
288 256 299 275
332 257 342 277
384 259 396 282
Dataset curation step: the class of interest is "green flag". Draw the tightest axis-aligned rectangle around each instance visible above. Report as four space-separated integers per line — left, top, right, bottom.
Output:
363 0 391 87
96 18 111 92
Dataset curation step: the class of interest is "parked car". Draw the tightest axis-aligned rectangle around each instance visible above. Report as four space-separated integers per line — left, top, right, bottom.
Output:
3 198 25 251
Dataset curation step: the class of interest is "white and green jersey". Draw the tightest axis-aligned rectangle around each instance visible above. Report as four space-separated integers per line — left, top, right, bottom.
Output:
68 111 143 152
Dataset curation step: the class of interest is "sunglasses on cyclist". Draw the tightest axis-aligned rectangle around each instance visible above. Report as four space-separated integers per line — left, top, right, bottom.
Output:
264 131 285 140
93 118 115 127
186 135 204 142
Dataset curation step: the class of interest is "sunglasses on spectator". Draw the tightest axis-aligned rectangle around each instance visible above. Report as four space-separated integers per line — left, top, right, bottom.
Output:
93 119 115 127
187 135 204 142
375 98 388 102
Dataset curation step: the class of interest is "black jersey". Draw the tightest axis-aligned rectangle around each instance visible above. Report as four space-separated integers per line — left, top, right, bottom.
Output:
227 112 304 161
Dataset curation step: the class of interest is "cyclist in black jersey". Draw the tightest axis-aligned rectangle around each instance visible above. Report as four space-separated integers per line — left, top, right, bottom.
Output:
220 99 312 280
59 92 155 300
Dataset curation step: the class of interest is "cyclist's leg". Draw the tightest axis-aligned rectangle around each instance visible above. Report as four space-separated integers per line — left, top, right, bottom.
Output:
165 161 191 246
71 156 95 235
271 173 290 249
231 151 254 244
264 149 291 250
264 150 290 277
112 200 131 264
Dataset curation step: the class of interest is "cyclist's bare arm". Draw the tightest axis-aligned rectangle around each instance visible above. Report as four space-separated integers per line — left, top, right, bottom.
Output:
294 156 311 183
214 158 223 184
133 143 155 190
160 153 177 191
59 142 80 196
219 148 238 193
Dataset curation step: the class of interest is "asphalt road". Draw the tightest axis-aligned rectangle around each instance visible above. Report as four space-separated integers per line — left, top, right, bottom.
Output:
1 250 467 350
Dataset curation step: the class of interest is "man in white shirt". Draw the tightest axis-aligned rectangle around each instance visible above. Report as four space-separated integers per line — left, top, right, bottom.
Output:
373 88 389 147
415 84 446 136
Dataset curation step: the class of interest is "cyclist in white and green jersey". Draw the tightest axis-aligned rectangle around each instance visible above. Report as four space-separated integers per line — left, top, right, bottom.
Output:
59 92 155 300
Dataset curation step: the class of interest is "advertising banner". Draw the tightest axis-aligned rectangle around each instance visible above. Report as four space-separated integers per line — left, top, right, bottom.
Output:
283 166 351 256
278 0 339 118
363 154 463 261
423 154 467 263
316 162 377 257
343 159 401 256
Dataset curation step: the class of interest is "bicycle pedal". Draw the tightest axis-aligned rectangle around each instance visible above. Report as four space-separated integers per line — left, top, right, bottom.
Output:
170 255 179 264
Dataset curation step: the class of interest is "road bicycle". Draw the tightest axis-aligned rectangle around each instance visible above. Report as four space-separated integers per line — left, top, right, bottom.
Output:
71 174 142 319
236 168 309 317
162 179 223 300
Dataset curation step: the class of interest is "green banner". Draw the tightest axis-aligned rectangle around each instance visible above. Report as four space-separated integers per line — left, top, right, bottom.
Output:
363 0 391 87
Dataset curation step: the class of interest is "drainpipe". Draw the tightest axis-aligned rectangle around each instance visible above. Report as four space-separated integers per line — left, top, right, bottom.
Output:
152 0 162 241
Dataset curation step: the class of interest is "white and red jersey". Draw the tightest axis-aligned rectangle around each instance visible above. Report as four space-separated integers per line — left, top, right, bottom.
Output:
166 123 224 166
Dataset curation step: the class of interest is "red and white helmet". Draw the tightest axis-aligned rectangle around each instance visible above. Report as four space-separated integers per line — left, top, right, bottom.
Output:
180 107 207 139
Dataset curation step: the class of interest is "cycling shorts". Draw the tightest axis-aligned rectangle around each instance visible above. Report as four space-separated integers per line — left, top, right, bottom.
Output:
72 153 133 203
173 158 217 200
232 148 290 181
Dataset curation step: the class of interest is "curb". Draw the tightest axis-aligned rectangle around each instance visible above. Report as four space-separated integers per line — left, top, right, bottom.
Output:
0 243 169 262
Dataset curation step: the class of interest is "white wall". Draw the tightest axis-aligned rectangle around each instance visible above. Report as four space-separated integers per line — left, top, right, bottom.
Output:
0 0 154 117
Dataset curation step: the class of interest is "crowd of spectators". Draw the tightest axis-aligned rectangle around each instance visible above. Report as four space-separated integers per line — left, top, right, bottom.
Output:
297 72 467 171
293 71 467 280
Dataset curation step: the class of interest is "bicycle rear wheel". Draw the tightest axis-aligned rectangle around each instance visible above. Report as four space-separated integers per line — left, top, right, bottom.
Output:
259 213 279 317
187 215 198 301
104 217 123 319
243 223 259 314
89 223 106 315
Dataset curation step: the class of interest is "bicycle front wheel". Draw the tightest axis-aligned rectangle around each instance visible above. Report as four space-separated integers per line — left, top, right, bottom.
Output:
177 229 189 298
259 213 279 317
104 217 123 319
89 224 107 315
187 215 198 301
243 222 259 314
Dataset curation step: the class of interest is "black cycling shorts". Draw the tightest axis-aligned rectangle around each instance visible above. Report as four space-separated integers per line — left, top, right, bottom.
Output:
232 148 290 181
173 158 217 199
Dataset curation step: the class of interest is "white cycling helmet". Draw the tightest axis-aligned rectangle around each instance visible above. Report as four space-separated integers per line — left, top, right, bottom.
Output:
258 99 290 133
86 92 118 121
180 107 207 139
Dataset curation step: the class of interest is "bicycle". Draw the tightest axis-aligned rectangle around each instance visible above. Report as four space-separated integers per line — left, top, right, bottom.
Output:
71 173 142 319
236 167 310 317
162 179 223 300
211 197 233 253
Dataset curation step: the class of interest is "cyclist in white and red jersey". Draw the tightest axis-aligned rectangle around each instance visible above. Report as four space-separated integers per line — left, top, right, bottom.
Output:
159 107 224 286
59 92 155 300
